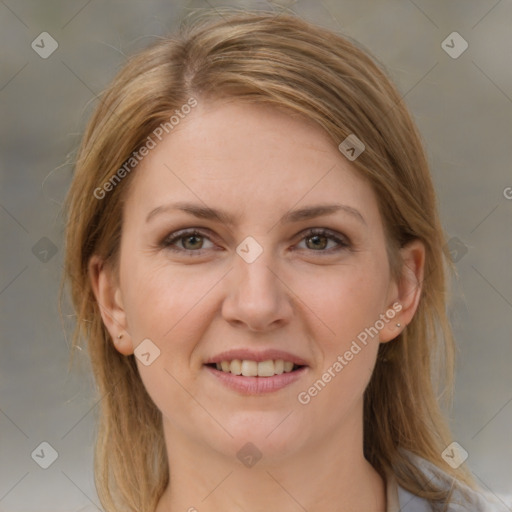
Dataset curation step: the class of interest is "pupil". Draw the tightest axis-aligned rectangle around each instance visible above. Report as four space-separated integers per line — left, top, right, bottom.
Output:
307 235 327 250
184 235 203 250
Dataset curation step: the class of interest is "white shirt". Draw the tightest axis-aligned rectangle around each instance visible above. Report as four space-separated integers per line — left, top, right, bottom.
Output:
386 452 508 511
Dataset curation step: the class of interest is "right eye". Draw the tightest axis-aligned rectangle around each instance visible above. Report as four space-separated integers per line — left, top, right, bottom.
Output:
161 229 216 255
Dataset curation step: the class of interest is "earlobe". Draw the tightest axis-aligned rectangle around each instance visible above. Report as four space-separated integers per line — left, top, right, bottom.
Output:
380 239 425 343
88 255 134 356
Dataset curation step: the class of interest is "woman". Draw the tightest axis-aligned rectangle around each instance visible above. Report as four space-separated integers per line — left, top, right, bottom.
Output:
64 10 504 512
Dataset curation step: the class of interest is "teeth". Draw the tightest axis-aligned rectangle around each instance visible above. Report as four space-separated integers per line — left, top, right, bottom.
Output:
257 360 275 377
241 360 258 377
213 359 299 377
274 359 284 375
283 361 294 372
230 359 242 375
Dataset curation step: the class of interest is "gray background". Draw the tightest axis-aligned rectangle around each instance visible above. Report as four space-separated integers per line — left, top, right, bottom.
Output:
1 1 511 511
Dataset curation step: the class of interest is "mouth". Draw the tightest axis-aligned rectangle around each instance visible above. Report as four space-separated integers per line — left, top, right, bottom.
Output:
203 350 309 394
205 359 305 377
203 348 309 395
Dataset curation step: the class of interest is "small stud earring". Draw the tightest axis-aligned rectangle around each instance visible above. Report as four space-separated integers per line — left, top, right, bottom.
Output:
396 323 401 328
117 333 124 339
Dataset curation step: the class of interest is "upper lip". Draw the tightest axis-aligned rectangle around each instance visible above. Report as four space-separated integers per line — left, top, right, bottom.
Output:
204 349 309 366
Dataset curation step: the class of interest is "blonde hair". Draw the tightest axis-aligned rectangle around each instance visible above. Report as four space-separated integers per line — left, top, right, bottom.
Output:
63 9 474 512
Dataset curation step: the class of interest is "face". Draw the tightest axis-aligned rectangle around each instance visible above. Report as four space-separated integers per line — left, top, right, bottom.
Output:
94 99 418 466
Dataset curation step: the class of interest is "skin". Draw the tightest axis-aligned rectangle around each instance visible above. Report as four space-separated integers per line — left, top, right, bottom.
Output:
90 99 424 512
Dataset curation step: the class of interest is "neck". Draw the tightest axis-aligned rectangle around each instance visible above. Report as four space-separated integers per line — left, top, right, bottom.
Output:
155 415 386 512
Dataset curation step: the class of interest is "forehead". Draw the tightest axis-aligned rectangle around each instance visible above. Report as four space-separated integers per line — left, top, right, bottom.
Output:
125 99 381 227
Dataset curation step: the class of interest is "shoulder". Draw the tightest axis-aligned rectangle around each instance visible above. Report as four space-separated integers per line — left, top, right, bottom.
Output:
396 483 503 511
395 451 508 512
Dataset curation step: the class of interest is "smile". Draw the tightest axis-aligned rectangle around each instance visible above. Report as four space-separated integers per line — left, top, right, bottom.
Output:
204 362 307 394
208 359 301 377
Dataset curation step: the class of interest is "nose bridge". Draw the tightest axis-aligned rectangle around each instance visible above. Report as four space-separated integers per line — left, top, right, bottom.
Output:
237 251 277 296
235 234 276 290
222 242 292 330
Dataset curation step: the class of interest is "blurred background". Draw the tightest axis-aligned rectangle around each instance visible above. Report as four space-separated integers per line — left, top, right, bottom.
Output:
1 1 511 511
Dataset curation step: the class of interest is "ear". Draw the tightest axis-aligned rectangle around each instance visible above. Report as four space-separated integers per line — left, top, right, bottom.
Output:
380 239 425 343
88 255 134 355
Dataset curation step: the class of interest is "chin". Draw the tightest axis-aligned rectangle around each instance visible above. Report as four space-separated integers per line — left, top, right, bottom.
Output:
213 411 306 462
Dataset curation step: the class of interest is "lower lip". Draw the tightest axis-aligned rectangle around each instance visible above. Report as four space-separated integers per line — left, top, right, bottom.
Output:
204 365 308 394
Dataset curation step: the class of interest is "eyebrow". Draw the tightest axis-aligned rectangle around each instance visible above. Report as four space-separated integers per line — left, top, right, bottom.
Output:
145 201 366 226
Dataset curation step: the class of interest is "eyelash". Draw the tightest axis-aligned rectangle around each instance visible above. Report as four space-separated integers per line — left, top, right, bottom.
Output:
160 228 351 256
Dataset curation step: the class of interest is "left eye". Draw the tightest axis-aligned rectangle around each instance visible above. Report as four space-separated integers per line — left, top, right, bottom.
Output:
162 230 215 252
296 230 348 251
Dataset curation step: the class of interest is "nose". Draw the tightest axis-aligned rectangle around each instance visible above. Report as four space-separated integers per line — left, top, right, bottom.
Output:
221 249 293 333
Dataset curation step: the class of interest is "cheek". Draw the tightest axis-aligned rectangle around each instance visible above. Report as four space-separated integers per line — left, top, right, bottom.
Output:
119 259 222 421
294 258 390 352
291 258 389 412
293 265 386 429
121 257 221 342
